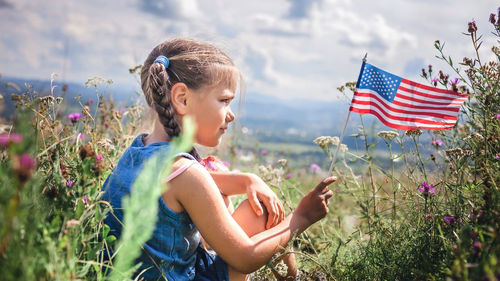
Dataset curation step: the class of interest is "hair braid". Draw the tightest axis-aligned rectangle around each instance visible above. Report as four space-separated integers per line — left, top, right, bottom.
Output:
148 62 182 138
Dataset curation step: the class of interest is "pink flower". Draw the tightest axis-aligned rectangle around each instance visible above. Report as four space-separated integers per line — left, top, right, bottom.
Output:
13 153 36 182
0 133 23 147
309 163 320 172
66 180 75 187
431 139 443 147
418 182 436 197
285 173 293 179
260 149 268 156
68 113 82 123
96 154 103 162
222 161 230 167
496 113 500 119
496 153 500 160
82 195 89 204
200 156 229 172
444 216 456 224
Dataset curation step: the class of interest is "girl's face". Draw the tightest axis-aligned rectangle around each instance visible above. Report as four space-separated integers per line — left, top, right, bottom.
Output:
186 83 236 147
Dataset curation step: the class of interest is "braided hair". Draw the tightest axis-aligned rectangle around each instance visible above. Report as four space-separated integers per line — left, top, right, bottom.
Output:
140 38 238 160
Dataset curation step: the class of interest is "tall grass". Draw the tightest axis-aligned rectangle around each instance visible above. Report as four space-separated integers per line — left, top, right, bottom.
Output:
1 8 499 281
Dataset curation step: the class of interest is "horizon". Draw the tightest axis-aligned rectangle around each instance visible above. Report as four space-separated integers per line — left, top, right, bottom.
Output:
1 0 498 102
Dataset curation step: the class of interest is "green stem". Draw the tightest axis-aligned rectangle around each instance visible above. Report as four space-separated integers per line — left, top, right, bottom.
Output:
359 115 377 220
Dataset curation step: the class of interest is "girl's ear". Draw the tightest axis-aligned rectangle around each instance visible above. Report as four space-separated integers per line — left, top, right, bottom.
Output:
170 83 189 115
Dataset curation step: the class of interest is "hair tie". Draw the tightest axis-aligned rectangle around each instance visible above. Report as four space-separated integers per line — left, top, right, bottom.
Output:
154 55 169 69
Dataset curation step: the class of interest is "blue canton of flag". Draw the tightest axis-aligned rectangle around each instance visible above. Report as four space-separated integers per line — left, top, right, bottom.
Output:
357 64 401 103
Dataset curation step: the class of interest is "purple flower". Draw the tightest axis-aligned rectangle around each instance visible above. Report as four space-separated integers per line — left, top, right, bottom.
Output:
285 173 293 179
260 149 268 156
0 133 23 147
96 154 103 162
468 20 477 33
444 216 456 224
82 195 89 204
222 161 230 167
448 78 459 86
496 113 500 119
418 182 436 196
13 153 36 182
473 241 482 252
490 13 496 24
68 113 82 123
431 139 443 147
66 180 75 187
309 163 321 172
495 153 500 160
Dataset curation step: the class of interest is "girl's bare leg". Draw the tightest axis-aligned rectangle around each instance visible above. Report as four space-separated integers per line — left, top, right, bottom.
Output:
227 199 297 281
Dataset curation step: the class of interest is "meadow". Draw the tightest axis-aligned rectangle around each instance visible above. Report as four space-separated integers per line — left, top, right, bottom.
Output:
0 9 499 281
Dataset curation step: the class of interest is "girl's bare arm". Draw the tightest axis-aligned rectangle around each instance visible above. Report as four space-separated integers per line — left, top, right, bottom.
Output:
167 160 335 273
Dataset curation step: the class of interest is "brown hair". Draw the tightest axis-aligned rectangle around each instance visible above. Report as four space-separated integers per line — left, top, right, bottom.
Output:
140 38 240 159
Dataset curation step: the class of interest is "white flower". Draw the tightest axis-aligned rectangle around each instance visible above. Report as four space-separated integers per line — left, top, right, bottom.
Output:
377 130 399 140
339 144 348 152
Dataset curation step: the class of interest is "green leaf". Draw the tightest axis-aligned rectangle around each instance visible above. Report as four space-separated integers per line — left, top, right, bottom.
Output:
108 117 195 281
75 199 84 218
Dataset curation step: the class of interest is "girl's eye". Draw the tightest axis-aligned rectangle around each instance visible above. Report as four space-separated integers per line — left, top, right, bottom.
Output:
220 99 231 104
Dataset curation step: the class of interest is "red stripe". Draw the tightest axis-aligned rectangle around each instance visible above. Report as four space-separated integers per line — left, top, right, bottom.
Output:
399 85 467 102
354 91 460 112
351 99 458 120
350 100 457 125
401 78 468 97
395 91 464 107
349 107 455 130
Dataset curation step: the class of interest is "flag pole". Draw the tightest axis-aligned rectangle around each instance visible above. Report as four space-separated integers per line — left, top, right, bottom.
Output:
328 53 367 176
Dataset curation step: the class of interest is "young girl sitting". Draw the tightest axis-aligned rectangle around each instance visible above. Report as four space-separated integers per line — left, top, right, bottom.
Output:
102 38 336 281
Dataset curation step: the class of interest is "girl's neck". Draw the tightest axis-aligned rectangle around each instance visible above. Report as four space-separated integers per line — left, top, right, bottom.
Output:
143 118 171 145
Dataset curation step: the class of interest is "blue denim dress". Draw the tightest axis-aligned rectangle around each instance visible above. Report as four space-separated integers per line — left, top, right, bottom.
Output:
102 134 229 281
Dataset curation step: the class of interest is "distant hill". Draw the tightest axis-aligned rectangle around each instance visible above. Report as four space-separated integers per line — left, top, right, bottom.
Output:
0 76 414 150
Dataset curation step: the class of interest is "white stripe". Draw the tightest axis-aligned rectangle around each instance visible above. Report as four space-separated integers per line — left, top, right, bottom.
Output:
400 81 468 101
350 102 457 125
398 87 466 104
353 95 459 117
355 89 462 111
350 104 456 128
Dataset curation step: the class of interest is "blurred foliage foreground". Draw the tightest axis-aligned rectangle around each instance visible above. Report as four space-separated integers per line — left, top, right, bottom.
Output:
1 9 500 281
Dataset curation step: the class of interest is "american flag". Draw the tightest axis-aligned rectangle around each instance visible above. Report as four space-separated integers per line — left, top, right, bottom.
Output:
349 62 468 130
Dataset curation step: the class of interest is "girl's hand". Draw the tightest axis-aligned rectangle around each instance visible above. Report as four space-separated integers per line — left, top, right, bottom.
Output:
295 176 336 225
245 173 285 229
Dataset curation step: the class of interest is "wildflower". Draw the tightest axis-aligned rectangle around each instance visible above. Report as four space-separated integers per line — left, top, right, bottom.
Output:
260 149 268 156
418 182 436 197
431 139 443 147
428 64 433 73
405 129 423 137
473 241 482 253
377 130 398 140
309 163 320 172
496 113 500 119
13 153 36 182
285 173 293 179
0 132 23 147
278 159 287 167
68 112 82 123
339 144 348 152
66 180 75 187
470 132 484 141
201 156 229 172
96 154 103 162
468 20 477 33
490 13 496 24
82 195 89 204
431 78 439 86
222 161 230 167
495 153 500 160
444 216 456 224
313 136 340 148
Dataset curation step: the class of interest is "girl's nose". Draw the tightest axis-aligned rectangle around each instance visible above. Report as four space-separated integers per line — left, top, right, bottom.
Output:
226 108 235 123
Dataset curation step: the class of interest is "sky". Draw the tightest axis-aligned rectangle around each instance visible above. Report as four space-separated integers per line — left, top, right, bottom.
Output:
0 0 498 101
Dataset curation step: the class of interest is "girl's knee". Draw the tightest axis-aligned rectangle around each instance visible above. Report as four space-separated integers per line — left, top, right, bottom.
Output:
232 199 268 237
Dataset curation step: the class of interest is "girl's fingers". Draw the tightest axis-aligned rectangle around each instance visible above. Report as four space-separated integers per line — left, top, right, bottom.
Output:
249 192 263 217
314 176 337 193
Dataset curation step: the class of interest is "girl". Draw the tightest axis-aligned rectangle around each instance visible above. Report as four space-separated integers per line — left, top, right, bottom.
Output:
102 38 335 281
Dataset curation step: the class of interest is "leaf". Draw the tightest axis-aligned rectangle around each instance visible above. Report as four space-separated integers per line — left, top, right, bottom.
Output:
108 117 195 281
75 199 84 218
